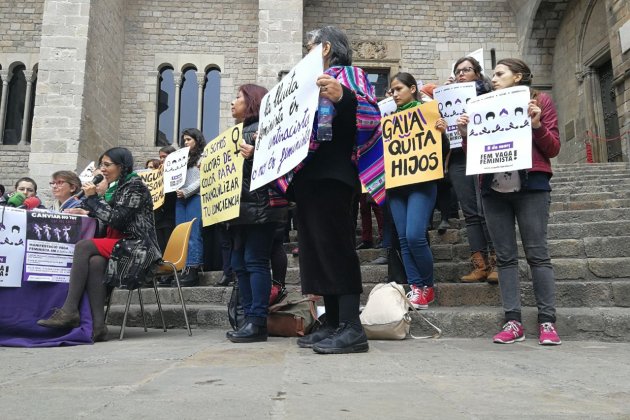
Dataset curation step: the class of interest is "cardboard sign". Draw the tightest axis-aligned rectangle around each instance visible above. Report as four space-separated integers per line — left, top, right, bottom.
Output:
381 101 444 189
163 147 189 193
137 168 165 210
465 86 533 175
434 82 477 149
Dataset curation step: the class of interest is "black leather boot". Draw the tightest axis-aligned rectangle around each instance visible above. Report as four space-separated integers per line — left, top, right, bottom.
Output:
227 321 268 343
296 325 336 348
312 322 369 354
174 266 199 287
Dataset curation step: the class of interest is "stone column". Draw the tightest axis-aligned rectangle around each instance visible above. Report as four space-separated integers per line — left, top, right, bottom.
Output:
0 69 12 144
196 72 206 130
257 0 304 89
172 71 182 144
19 70 36 144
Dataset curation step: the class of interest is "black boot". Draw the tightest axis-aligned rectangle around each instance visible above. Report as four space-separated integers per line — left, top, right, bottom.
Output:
174 266 199 287
227 321 268 343
216 272 235 287
296 325 336 348
157 275 173 287
312 322 369 354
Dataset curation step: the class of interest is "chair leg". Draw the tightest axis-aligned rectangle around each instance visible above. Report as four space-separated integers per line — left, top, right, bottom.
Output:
120 289 133 340
152 278 167 332
104 288 113 323
171 266 192 336
137 287 148 333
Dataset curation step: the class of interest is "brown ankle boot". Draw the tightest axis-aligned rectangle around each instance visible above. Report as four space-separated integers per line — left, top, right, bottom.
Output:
37 308 81 329
460 251 488 283
486 252 499 284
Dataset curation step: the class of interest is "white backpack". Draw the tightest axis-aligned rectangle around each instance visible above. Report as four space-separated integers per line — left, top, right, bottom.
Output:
360 282 442 340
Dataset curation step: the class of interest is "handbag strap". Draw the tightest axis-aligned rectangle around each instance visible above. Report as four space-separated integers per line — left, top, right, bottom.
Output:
388 283 443 339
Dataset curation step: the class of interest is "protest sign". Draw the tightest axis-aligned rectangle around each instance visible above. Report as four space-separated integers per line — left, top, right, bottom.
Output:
0 207 27 287
378 97 397 118
79 161 96 183
381 101 444 189
138 168 165 210
250 44 324 190
434 82 477 149
465 86 532 175
163 146 189 193
200 124 244 226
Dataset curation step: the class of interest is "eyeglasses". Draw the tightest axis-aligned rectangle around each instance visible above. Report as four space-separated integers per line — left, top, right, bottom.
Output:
455 67 474 76
99 161 117 169
49 181 68 187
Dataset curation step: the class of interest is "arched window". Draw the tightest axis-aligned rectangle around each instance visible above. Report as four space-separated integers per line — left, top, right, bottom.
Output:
202 67 221 140
3 64 27 145
156 66 175 146
178 67 198 144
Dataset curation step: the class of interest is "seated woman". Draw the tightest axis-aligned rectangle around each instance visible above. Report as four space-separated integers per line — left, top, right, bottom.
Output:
49 170 83 212
0 177 45 209
37 147 162 342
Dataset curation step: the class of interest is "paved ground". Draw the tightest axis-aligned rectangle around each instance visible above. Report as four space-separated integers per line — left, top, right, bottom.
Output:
2 328 630 419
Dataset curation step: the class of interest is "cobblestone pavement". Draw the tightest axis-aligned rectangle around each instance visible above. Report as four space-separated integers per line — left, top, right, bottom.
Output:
2 328 630 419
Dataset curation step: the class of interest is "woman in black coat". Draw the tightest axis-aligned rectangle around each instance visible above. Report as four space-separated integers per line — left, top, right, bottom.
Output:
226 84 287 343
38 147 161 342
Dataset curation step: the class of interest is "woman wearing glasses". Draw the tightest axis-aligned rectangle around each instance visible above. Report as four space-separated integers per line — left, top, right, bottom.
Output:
38 147 161 342
445 56 496 283
48 171 83 212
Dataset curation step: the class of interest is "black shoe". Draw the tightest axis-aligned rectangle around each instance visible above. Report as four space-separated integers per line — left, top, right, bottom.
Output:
216 272 235 287
227 321 268 343
355 241 373 250
174 267 199 288
437 219 450 234
312 322 369 354
157 275 173 287
92 325 109 342
296 325 336 348
369 255 389 265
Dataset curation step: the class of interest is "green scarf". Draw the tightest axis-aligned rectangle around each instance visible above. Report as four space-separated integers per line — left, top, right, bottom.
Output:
104 172 138 203
396 99 422 112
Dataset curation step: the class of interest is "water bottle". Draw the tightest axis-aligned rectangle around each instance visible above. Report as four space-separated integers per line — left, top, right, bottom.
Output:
316 98 336 142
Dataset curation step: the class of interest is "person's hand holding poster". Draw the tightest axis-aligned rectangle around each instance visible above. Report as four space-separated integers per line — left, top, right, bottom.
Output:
434 82 476 149
465 86 533 175
381 101 444 189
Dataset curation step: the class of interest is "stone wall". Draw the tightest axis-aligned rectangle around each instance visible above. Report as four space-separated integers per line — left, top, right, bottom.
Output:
303 0 519 85
119 0 259 165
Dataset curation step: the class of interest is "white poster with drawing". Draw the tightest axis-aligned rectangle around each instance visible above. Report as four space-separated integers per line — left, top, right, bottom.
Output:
163 146 189 193
434 82 477 149
0 207 27 287
465 86 532 175
78 161 96 183
250 44 324 190
378 97 397 118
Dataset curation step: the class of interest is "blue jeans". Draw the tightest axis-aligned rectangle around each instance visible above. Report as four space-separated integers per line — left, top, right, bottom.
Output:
482 190 556 324
175 194 203 266
388 183 437 287
230 223 275 324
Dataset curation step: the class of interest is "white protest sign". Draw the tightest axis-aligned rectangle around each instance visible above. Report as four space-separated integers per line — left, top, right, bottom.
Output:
79 161 96 183
451 48 485 77
250 43 324 190
465 86 532 175
0 207 27 287
434 82 477 149
163 146 189 193
378 97 397 118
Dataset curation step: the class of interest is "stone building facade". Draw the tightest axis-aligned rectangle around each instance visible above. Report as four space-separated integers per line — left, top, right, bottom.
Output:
0 0 628 199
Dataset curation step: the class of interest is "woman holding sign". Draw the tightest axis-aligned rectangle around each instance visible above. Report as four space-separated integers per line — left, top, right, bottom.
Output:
225 84 287 343
175 128 206 287
38 147 161 342
387 72 449 310
457 58 561 345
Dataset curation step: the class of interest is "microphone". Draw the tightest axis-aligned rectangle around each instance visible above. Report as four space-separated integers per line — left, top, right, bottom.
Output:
18 196 42 210
75 174 105 199
7 192 26 207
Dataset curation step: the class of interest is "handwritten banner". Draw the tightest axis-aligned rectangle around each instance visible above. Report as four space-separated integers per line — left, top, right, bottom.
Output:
163 146 189 193
137 168 165 210
465 86 532 175
434 82 476 149
382 101 444 189
200 124 244 227
250 44 324 190
0 207 27 287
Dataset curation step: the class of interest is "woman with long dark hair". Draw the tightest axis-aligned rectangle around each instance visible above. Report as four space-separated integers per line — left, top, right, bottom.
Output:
175 128 206 286
38 147 161 342
458 58 561 345
226 84 287 343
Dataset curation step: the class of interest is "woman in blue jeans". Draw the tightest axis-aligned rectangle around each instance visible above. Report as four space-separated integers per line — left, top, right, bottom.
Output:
175 128 206 287
387 72 448 309
458 58 561 345
226 84 287 343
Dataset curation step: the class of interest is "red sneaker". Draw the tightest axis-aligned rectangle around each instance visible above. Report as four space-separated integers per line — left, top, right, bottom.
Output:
421 286 435 308
406 285 424 310
493 320 525 344
538 322 562 346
